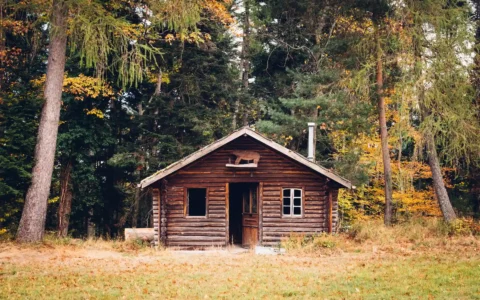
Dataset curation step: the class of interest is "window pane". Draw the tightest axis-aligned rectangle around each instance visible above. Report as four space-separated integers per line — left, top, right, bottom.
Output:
283 197 290 206
283 206 290 215
283 189 291 197
243 190 250 213
294 197 301 206
251 188 257 213
294 189 301 197
188 188 206 216
293 207 301 215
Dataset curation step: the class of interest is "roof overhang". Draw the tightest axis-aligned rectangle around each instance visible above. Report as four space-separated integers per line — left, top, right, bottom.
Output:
139 127 352 189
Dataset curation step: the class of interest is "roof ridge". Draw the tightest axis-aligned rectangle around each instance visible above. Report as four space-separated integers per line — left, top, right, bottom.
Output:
139 126 352 189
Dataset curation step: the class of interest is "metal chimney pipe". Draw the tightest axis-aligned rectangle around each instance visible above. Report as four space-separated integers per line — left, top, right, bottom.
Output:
307 122 315 162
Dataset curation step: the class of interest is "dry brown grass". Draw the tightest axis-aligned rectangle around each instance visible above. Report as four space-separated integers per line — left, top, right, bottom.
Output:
0 218 479 299
282 218 480 257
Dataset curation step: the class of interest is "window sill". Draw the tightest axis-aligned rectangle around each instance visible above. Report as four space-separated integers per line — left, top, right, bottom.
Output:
225 163 258 168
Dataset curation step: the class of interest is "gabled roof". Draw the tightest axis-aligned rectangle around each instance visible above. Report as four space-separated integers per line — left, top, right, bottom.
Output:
139 127 352 189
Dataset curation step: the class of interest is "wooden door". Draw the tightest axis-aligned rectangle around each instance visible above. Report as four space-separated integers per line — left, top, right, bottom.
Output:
242 185 258 247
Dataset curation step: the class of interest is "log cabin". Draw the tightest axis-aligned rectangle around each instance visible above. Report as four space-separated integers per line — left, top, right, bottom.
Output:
139 124 351 248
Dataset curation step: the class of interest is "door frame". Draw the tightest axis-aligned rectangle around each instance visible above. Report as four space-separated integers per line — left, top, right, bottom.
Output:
226 182 263 246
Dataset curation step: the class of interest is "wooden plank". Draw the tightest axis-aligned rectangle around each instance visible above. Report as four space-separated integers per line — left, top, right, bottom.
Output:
168 236 226 241
259 182 263 245
225 182 229 246
167 241 226 247
263 227 324 233
328 189 333 233
152 188 160 246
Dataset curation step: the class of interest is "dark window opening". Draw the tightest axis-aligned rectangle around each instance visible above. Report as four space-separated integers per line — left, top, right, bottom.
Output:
239 159 254 164
187 188 207 216
243 187 257 214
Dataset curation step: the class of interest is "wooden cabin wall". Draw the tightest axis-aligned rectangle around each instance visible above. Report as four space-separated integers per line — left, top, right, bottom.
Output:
331 189 339 232
153 136 339 248
260 181 330 247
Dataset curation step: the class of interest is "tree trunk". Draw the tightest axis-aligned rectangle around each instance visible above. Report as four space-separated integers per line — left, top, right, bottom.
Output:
376 37 393 226
87 208 95 238
426 135 457 222
132 188 141 228
57 161 72 238
16 0 68 243
233 0 250 129
241 0 250 126
0 0 6 91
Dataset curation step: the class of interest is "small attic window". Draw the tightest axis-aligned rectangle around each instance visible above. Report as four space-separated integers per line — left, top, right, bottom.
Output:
185 188 207 217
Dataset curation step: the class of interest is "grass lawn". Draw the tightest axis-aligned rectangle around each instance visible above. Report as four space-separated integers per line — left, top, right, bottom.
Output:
0 241 479 299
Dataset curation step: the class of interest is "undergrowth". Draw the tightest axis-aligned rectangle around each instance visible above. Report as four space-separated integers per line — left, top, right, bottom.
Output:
283 217 480 255
0 232 155 253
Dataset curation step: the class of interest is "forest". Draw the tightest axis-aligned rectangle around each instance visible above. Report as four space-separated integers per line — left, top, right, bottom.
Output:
1 0 479 242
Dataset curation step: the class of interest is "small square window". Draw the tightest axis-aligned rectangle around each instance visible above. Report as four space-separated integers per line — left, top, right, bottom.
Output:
282 188 302 217
187 188 207 217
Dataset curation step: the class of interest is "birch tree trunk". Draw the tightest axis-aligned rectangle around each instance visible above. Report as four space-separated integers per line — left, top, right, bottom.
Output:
16 0 68 243
376 36 393 226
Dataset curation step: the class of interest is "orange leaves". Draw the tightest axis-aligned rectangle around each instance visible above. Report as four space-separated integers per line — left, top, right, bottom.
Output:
0 47 22 68
1 19 29 36
202 0 234 26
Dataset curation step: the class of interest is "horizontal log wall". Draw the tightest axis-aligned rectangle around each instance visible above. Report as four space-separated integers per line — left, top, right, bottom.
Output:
152 136 339 248
331 189 339 232
261 182 329 247
152 189 160 247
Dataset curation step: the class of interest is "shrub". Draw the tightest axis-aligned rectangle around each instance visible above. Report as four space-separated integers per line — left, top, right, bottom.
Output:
445 218 480 236
282 233 338 254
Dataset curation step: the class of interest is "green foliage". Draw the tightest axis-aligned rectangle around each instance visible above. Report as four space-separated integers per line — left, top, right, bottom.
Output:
0 96 40 233
1 0 480 238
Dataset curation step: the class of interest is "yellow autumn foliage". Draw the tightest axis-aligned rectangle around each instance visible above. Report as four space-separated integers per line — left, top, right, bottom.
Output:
334 118 441 222
31 74 116 101
203 0 234 25
85 108 105 119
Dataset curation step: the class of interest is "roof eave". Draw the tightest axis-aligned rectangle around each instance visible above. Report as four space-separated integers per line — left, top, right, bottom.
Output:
139 127 352 189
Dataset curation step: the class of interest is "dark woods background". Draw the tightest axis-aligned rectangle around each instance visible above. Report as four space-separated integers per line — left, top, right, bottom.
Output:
1 0 479 238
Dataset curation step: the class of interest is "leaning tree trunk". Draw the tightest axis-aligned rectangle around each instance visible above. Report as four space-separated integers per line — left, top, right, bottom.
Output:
57 161 73 238
376 36 393 226
426 135 457 222
16 0 68 243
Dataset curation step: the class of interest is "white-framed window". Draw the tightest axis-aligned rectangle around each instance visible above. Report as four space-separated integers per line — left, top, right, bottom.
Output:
282 188 302 217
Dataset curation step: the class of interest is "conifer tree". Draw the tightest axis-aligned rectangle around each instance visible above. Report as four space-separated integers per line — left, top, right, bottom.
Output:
16 0 228 242
401 0 480 222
